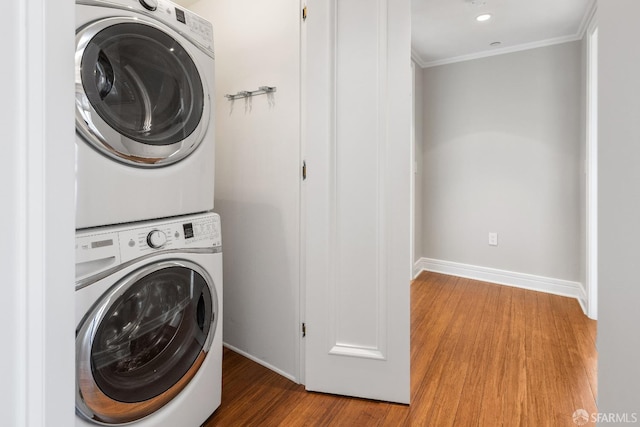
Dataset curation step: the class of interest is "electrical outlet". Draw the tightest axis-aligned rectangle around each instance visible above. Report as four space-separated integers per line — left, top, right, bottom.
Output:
489 232 498 246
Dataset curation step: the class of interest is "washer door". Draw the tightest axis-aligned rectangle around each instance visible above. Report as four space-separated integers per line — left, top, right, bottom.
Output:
76 260 218 424
75 17 210 167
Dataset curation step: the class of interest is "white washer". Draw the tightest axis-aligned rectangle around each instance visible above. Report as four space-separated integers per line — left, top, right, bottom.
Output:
75 212 222 426
75 0 215 229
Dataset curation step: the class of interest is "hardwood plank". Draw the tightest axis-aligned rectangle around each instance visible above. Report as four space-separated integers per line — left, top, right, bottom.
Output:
379 403 410 426
524 291 556 427
548 295 598 416
408 276 470 424
272 391 349 426
203 273 597 426
419 278 491 426
476 285 515 427
559 296 598 402
500 287 528 426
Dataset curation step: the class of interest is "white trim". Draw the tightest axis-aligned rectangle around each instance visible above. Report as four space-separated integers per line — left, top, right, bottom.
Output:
413 0 598 70
412 258 424 280
577 0 598 39
298 0 308 387
414 258 584 300
409 60 415 281
421 34 582 68
585 19 598 320
4 2 29 424
578 281 588 315
223 343 298 384
411 47 427 68
374 0 389 359
329 345 385 360
328 0 389 360
4 0 76 424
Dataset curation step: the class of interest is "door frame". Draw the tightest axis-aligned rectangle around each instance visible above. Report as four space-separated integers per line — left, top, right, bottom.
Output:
585 11 598 320
2 0 76 424
298 0 308 385
410 60 416 280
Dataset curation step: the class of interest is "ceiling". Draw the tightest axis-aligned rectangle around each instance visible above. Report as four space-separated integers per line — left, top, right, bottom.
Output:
412 0 595 68
172 0 595 69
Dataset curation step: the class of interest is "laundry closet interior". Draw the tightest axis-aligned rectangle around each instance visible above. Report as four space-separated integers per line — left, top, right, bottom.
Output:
73 0 411 424
7 0 636 425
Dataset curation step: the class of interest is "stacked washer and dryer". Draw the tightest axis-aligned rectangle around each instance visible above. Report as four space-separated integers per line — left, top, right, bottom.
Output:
74 0 222 426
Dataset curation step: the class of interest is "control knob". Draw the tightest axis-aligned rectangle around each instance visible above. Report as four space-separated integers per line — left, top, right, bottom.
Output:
139 0 158 11
147 230 167 249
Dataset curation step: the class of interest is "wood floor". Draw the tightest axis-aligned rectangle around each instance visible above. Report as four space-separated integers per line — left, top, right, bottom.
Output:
204 272 597 426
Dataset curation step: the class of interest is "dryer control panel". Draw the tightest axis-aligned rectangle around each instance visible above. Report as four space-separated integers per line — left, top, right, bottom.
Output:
79 0 215 55
154 0 214 52
75 212 221 280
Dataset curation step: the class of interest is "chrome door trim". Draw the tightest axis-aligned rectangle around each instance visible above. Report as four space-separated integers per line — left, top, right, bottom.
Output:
75 16 211 168
75 246 221 290
76 259 218 424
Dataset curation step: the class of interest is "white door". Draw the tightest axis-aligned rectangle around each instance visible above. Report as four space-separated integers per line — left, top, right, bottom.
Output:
304 0 411 404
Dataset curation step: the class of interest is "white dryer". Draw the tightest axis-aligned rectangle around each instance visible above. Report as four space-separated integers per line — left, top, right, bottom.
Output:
75 0 215 229
75 212 222 426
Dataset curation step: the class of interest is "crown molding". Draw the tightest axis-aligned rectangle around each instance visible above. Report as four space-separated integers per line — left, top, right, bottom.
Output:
414 0 598 69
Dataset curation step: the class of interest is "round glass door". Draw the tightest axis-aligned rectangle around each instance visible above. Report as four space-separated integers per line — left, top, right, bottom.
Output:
76 261 218 424
75 17 210 167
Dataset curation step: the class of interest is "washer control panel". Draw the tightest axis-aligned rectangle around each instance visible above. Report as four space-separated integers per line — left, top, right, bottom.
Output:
146 229 167 248
76 213 221 279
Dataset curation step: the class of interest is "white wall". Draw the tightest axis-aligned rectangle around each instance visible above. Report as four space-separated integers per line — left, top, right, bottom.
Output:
1 0 75 425
420 42 583 282
190 0 301 380
598 0 640 415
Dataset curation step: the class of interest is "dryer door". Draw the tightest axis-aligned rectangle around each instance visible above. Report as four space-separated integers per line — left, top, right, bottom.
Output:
76 260 218 424
75 17 210 167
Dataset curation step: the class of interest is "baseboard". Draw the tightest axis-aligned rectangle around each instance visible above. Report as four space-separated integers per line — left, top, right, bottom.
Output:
414 257 584 301
577 282 588 315
412 260 424 280
223 342 298 384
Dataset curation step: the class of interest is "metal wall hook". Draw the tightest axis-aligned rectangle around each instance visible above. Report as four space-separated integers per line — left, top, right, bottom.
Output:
225 86 277 101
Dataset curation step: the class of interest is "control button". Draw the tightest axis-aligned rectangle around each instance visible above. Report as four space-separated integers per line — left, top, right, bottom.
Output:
139 0 158 11
128 239 135 247
147 230 167 249
174 231 180 239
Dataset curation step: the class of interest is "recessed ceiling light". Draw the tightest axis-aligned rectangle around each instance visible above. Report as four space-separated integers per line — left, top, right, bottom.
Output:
476 14 492 22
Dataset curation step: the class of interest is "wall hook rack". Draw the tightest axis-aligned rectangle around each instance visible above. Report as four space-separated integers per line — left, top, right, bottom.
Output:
225 86 277 101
